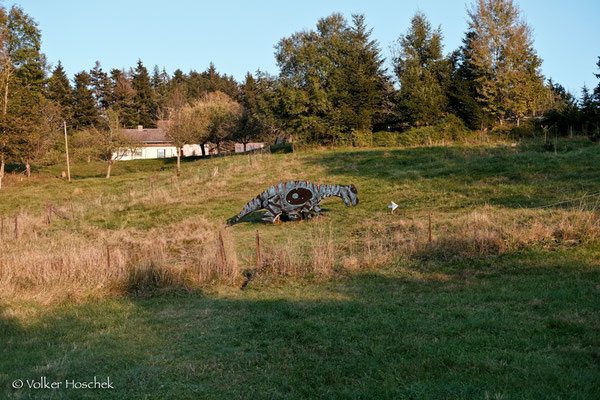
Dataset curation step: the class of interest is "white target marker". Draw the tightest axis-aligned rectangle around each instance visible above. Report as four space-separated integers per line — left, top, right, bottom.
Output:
388 201 398 213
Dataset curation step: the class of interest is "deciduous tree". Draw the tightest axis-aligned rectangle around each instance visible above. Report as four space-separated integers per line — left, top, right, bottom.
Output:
93 108 139 179
0 5 45 115
164 86 194 176
464 0 545 125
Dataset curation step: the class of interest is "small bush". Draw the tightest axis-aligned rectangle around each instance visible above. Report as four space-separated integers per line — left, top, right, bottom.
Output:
270 142 293 153
373 131 400 147
492 120 539 139
509 120 539 138
351 129 373 147
398 115 474 146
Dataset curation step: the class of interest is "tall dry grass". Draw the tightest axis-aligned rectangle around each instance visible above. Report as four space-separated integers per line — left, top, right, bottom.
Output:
1 200 598 303
255 224 337 278
0 213 238 303
349 207 600 267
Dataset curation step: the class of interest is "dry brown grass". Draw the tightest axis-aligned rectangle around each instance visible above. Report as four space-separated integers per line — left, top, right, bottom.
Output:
1 201 598 303
0 213 238 303
350 207 600 266
257 224 337 277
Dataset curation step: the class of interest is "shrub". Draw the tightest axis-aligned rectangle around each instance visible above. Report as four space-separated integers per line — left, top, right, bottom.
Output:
372 131 400 147
492 120 539 139
351 129 373 147
509 119 539 138
397 115 474 146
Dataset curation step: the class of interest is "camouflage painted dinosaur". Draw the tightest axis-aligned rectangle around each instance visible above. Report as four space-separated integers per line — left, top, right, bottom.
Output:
227 181 359 225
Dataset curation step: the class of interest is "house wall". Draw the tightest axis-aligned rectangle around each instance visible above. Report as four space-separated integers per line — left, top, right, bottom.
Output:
234 142 265 153
182 144 210 156
113 146 179 161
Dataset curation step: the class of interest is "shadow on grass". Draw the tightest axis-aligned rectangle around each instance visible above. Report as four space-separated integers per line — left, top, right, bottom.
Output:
1 250 599 399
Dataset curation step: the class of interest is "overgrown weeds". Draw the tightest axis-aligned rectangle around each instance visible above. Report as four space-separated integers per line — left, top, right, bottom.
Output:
0 214 238 303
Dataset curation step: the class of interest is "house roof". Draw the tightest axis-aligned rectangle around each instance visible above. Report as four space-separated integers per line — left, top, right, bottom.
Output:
122 124 172 144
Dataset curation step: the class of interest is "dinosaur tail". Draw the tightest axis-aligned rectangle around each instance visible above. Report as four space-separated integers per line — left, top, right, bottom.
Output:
227 195 264 226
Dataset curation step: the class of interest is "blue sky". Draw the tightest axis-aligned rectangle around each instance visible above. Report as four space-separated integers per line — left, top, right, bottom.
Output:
17 0 600 97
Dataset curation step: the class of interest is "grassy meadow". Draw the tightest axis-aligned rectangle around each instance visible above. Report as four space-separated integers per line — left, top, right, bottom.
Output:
1 138 599 399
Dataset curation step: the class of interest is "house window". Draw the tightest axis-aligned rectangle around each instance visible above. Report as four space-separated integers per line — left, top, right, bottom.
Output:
158 149 165 158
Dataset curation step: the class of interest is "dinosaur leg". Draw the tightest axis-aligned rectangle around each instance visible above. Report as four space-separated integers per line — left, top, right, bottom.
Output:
300 205 314 219
313 204 322 216
262 199 282 224
287 210 302 221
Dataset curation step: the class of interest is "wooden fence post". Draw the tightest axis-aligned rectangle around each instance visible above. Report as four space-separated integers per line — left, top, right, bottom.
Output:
428 212 432 243
255 230 261 268
218 231 227 274
64 120 71 182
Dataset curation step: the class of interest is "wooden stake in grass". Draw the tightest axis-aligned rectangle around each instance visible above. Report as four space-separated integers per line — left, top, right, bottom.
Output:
14 214 18 239
46 205 52 225
428 212 433 243
106 246 111 270
255 230 261 268
64 120 71 182
218 230 227 274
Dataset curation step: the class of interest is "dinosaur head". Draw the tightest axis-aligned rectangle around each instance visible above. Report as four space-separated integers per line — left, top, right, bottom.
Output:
342 184 359 207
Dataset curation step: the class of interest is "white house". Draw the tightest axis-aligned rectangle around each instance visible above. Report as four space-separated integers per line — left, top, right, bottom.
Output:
116 124 178 161
113 120 264 160
234 142 265 152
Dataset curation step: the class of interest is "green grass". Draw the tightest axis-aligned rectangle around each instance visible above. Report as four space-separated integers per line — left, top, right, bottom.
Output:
1 138 600 398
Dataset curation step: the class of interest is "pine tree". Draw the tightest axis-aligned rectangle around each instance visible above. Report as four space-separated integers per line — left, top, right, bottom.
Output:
342 14 388 134
72 71 99 129
90 61 111 111
110 68 137 128
172 69 186 85
46 61 73 121
275 13 387 144
447 43 487 130
393 12 448 126
132 60 157 128
465 0 545 125
588 57 600 140
152 65 170 118
232 73 262 151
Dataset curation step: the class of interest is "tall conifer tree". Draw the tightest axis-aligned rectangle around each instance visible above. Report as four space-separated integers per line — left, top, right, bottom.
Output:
72 71 99 128
110 68 137 128
275 13 387 144
132 59 156 127
46 60 73 121
90 61 111 111
393 12 448 126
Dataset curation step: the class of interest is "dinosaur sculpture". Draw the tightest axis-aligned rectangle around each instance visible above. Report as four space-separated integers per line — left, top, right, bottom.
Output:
227 181 359 225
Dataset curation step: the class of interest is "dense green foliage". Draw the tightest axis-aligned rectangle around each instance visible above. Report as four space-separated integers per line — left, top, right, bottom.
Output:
393 12 448 126
274 13 388 145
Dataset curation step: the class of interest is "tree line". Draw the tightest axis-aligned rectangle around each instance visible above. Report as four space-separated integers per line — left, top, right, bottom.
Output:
1 0 600 186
